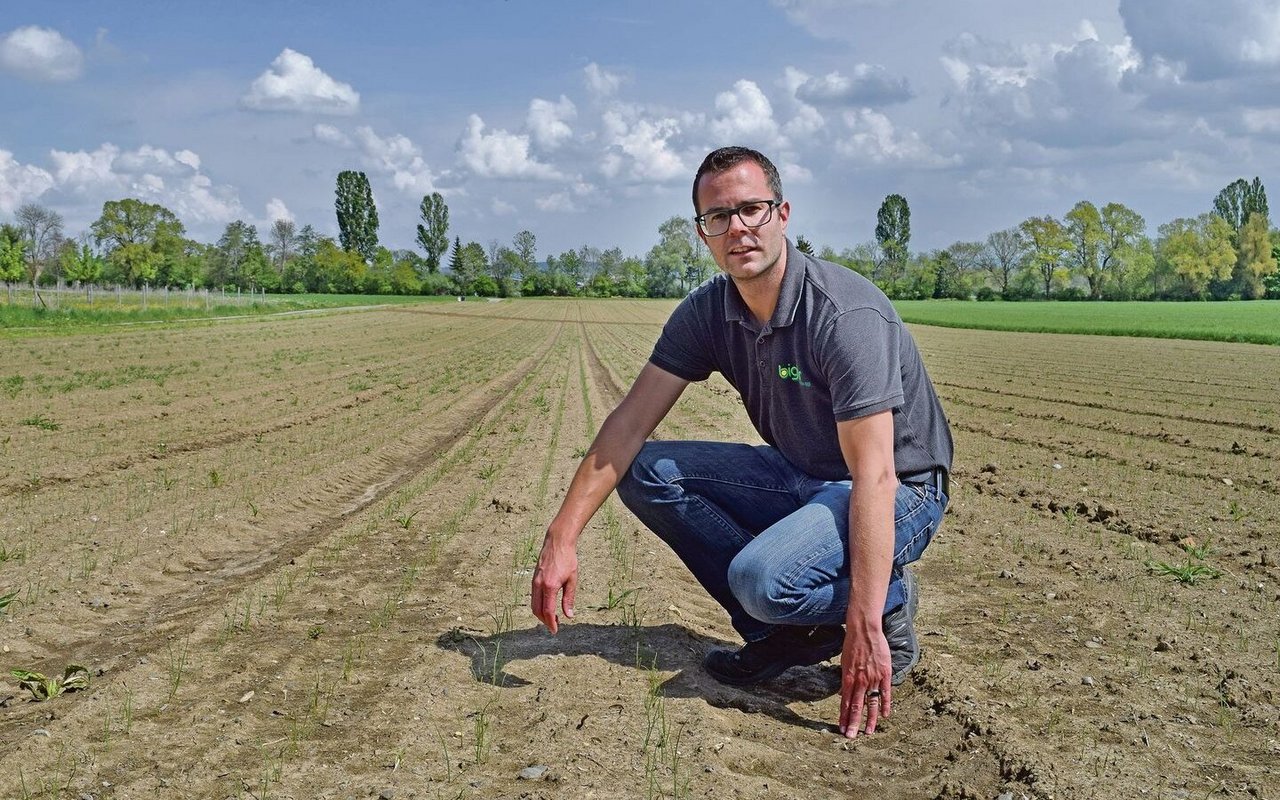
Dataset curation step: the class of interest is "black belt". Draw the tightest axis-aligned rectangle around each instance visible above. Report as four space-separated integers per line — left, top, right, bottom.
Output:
899 467 949 496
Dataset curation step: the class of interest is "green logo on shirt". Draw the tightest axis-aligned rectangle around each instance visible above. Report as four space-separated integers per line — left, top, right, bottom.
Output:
777 363 812 388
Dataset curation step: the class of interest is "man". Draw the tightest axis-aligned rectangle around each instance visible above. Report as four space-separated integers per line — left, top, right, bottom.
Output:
532 146 952 738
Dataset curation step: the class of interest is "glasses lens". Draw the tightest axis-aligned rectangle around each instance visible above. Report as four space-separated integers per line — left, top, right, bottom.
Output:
700 211 730 236
739 202 772 227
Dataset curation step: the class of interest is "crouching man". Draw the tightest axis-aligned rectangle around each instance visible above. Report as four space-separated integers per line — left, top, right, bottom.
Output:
531 146 952 737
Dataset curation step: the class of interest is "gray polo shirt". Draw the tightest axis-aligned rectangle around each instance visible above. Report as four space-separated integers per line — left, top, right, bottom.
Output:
650 240 953 482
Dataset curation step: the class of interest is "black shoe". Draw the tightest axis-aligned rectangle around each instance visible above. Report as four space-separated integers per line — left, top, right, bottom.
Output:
884 568 920 685
703 624 844 686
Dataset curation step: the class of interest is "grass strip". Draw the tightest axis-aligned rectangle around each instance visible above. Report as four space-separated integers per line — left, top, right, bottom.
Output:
893 299 1280 346
0 293 450 332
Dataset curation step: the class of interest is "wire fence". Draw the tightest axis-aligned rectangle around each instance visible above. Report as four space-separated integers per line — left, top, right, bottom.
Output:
2 282 271 311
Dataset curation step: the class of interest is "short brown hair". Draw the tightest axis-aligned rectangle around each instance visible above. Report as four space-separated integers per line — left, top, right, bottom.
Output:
691 146 783 213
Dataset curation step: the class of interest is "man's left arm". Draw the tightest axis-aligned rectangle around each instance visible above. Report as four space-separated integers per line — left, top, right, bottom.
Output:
835 409 897 738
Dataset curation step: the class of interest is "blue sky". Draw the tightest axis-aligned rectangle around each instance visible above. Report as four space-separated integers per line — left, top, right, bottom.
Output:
3 0 1279 260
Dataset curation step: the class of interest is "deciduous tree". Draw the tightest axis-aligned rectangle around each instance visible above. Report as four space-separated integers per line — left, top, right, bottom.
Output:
1019 215 1070 299
1156 214 1235 298
1212 177 1268 244
16 203 65 303
60 242 104 296
90 198 185 286
1235 212 1277 298
0 224 27 302
1065 201 1105 298
982 228 1027 297
267 219 298 276
513 230 537 277
1098 203 1148 299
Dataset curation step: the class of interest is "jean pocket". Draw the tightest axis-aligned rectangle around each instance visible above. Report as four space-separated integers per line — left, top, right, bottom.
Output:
893 484 942 565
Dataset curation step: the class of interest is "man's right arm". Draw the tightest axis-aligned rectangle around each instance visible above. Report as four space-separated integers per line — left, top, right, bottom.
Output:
531 362 689 633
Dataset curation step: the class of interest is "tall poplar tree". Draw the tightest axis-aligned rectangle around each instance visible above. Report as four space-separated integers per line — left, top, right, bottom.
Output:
874 194 910 291
335 171 379 263
416 192 449 274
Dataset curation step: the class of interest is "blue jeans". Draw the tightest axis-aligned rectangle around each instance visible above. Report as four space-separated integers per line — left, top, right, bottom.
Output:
616 441 947 643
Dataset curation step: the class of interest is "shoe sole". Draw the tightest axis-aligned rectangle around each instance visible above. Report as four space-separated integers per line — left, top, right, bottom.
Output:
702 632 844 687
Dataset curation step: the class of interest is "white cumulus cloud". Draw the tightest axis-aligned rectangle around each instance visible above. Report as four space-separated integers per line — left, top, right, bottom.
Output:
794 65 913 106
241 48 360 115
536 192 579 213
44 143 245 224
50 144 120 190
312 123 353 147
265 198 294 224
710 80 785 149
0 150 56 214
527 96 577 150
354 126 439 194
0 26 83 82
459 115 561 180
600 110 686 183
779 67 827 140
584 63 623 99
837 109 957 166
1120 0 1280 79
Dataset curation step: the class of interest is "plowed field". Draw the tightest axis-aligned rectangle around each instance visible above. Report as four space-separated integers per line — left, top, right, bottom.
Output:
1 299 1276 799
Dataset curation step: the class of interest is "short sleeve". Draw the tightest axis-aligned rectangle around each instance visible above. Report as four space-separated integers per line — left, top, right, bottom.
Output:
819 308 904 421
649 296 715 382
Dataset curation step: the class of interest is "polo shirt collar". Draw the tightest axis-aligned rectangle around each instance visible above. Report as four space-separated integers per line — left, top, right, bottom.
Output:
722 238 806 330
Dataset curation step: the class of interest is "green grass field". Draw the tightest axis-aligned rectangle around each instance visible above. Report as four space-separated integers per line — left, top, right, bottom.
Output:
0 292 448 332
893 299 1280 346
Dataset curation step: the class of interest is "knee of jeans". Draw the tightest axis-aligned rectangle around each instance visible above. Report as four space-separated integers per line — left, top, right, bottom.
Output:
728 551 801 624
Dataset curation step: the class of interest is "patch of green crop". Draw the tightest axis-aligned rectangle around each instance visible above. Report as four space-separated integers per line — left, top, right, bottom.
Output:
20 414 60 431
893 299 1280 346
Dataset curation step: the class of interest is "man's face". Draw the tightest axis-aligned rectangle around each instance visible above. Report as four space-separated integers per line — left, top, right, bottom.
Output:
695 161 789 285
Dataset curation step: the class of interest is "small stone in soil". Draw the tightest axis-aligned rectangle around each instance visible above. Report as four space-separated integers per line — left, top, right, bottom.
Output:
1082 676 1094 686
518 765 549 781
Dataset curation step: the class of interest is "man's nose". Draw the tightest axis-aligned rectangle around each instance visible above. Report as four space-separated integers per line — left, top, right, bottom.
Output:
725 210 751 235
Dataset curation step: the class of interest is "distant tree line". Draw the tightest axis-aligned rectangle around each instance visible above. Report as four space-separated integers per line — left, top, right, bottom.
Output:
824 177 1279 301
2 171 1276 303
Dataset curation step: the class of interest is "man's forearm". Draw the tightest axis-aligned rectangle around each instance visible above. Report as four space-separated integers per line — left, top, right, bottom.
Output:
845 475 897 628
545 408 649 545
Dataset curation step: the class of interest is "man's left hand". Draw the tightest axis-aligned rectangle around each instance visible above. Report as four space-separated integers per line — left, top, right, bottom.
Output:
838 624 893 737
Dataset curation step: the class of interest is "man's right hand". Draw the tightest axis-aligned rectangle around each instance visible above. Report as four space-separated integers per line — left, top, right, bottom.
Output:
531 536 578 634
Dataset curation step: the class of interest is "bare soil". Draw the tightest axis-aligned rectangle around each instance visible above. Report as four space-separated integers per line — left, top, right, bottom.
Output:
1 300 1276 800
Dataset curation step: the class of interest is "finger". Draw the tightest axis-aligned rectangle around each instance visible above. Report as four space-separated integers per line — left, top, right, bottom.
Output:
880 677 893 719
841 687 864 738
531 574 552 628
530 575 544 622
863 694 880 735
562 573 577 620
540 586 560 634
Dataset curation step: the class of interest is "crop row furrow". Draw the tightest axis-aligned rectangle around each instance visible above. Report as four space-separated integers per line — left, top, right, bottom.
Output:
935 380 1280 434
942 393 1279 459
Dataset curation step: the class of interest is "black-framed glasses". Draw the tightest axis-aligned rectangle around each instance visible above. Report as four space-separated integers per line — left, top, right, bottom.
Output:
695 199 781 237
